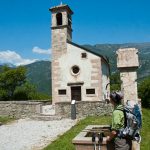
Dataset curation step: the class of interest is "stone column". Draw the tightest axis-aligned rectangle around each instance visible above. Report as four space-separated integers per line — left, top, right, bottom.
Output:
116 48 139 103
116 48 140 150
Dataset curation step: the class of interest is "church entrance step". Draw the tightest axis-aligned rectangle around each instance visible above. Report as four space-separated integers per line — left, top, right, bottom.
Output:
31 114 62 121
41 105 55 115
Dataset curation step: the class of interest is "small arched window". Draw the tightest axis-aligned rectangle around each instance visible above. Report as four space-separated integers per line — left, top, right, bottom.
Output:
56 13 62 26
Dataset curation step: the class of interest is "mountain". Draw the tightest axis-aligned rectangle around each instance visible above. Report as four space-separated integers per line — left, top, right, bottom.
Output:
83 42 150 80
25 43 150 95
0 63 16 68
25 61 52 95
0 61 52 95
0 43 150 95
83 44 120 72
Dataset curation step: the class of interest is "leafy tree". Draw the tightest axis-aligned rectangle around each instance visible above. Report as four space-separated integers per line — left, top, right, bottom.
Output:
0 65 51 101
110 72 121 91
13 82 51 100
13 82 37 100
0 66 26 100
138 76 150 108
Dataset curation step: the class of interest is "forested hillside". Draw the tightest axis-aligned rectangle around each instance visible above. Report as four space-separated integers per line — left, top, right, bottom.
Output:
1 43 150 96
25 43 150 95
83 42 150 80
25 61 51 95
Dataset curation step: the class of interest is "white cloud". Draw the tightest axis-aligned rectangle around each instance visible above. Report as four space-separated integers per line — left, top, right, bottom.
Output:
32 46 51 55
0 50 38 66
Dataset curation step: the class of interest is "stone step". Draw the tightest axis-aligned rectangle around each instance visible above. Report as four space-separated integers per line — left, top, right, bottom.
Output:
41 105 55 115
31 114 62 121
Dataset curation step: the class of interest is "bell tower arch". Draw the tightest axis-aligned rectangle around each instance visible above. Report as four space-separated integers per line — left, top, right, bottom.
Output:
50 4 73 49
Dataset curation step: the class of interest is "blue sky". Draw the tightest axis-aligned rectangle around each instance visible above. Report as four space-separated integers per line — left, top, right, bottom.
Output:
0 0 150 66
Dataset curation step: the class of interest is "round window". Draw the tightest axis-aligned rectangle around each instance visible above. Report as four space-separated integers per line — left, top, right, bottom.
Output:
71 65 80 75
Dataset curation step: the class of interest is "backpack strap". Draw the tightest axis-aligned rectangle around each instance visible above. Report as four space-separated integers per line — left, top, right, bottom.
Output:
116 108 127 128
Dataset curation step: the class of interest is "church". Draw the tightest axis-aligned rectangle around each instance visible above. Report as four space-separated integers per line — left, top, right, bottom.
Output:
49 4 110 104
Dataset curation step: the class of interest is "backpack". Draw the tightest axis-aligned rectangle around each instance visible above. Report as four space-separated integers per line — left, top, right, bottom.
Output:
117 100 142 142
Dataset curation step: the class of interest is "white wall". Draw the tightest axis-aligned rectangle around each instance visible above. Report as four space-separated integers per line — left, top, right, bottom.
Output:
101 61 110 100
55 43 102 102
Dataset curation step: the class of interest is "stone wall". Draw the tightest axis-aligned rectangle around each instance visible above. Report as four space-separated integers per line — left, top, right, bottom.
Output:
55 101 113 118
0 101 44 118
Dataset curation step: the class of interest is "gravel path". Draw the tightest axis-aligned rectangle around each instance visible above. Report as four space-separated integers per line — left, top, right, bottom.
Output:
0 118 77 150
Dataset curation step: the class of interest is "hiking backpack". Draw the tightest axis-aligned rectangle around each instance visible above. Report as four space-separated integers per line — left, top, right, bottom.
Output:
118 100 142 142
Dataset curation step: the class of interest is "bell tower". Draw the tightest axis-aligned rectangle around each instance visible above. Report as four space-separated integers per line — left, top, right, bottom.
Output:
50 4 73 58
49 4 73 104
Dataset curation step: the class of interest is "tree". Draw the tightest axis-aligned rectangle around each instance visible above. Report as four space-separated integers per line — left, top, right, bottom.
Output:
13 82 36 100
0 65 51 101
110 72 121 91
0 66 26 100
138 76 150 108
13 82 51 100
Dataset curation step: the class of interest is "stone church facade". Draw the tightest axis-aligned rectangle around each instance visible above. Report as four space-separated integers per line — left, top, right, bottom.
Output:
50 4 110 104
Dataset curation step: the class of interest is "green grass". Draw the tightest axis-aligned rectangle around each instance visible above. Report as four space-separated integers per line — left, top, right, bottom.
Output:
44 109 150 150
141 109 150 150
0 116 15 124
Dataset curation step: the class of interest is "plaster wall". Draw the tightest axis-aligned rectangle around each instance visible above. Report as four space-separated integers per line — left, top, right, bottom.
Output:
101 61 110 100
52 43 103 103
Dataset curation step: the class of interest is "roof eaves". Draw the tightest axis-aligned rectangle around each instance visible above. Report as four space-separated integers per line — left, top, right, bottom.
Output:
67 40 109 65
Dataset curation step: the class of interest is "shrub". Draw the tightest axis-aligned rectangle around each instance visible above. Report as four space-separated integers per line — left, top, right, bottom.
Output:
138 76 150 108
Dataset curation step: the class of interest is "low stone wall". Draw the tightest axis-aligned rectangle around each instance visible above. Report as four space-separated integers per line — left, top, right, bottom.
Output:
0 101 113 119
0 101 43 118
55 101 113 118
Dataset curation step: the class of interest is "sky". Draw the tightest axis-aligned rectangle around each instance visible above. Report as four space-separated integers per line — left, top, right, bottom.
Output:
0 0 150 66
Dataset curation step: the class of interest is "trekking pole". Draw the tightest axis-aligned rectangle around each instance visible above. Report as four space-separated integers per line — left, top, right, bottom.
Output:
98 132 104 150
92 132 97 150
98 133 101 150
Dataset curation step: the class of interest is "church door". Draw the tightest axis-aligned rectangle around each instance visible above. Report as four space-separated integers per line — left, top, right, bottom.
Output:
71 86 81 101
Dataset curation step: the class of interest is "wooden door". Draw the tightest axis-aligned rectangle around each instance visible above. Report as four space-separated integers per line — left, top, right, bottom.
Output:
71 86 81 101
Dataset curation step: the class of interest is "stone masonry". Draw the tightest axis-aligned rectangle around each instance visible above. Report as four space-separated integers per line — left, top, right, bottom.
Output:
117 48 139 103
50 5 73 104
91 58 102 100
55 101 112 118
0 101 42 118
49 4 109 109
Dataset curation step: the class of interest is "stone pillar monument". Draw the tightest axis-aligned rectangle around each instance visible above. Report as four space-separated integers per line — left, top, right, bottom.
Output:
116 48 139 103
117 48 140 150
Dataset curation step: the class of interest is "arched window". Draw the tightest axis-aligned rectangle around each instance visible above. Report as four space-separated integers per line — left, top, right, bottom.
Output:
56 13 62 26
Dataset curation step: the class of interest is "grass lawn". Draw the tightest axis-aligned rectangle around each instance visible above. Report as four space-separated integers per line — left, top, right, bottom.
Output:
44 108 150 150
0 116 15 124
140 109 150 150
